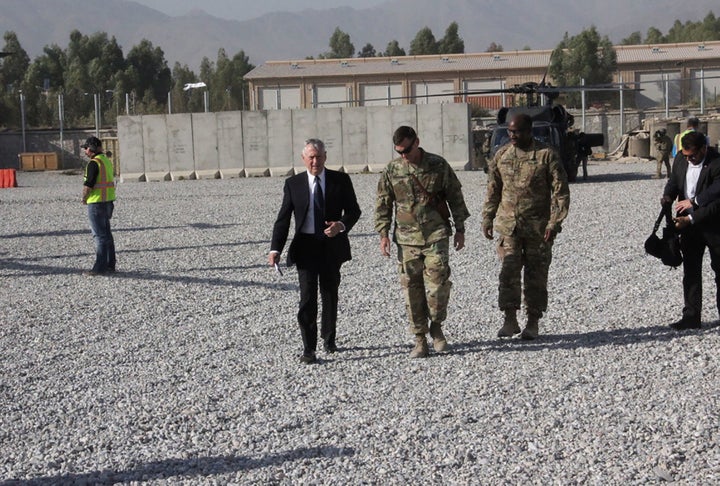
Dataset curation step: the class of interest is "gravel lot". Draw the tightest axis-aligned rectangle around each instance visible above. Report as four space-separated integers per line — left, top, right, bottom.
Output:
1 159 719 485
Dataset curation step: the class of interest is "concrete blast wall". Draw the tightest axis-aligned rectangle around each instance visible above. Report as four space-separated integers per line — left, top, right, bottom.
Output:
117 104 471 182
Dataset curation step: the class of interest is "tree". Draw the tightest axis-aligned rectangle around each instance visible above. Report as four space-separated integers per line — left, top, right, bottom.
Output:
358 43 376 58
409 27 438 55
549 26 617 107
621 32 642 45
485 42 504 53
325 27 354 59
382 40 405 57
0 31 31 128
438 22 464 54
645 26 664 44
125 39 172 110
171 62 200 113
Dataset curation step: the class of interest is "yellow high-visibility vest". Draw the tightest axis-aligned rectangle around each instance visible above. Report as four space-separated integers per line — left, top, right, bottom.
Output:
84 154 116 203
673 128 695 156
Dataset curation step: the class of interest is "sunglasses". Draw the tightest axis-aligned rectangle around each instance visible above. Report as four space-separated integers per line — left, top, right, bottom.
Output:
396 138 416 155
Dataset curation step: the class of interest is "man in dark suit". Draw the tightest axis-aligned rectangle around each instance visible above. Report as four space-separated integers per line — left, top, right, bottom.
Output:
269 139 361 364
662 131 720 330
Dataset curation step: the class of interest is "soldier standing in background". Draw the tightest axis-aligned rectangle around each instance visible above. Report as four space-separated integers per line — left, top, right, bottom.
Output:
482 114 570 340
375 126 470 358
653 129 672 179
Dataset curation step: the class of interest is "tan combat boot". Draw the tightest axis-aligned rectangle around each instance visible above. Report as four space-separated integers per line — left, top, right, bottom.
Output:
409 334 429 358
497 309 521 337
521 313 540 340
429 321 448 352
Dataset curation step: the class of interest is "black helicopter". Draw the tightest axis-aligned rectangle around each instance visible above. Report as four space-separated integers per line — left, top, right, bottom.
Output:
473 81 608 182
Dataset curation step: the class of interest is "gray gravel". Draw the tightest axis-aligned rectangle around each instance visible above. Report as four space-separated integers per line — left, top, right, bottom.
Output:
1 159 719 485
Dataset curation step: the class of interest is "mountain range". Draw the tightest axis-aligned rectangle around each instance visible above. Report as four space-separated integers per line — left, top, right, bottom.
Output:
0 0 718 70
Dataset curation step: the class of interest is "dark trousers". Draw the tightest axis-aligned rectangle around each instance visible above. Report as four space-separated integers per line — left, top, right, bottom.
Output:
295 235 342 354
680 229 720 322
88 201 116 273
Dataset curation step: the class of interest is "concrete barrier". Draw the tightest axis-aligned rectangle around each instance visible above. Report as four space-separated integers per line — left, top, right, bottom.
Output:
341 107 369 173
116 104 472 181
143 115 172 181
267 110 294 176
118 116 145 182
192 113 220 179
241 111 269 177
167 114 195 180
707 119 720 149
217 112 244 178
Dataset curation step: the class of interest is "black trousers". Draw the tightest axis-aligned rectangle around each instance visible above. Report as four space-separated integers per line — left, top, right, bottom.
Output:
294 235 342 354
679 229 720 322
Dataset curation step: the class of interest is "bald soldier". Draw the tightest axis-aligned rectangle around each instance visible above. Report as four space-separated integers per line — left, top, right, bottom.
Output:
375 126 470 358
482 113 570 339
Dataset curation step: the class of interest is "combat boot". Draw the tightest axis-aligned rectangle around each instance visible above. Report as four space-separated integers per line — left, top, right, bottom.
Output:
409 334 429 358
497 309 520 337
521 313 540 340
429 321 448 352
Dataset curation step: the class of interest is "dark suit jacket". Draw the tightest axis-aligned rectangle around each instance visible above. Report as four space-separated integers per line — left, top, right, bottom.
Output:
664 147 720 245
271 169 362 266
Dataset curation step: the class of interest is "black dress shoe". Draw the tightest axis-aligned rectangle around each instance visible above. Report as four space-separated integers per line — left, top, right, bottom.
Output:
323 342 338 353
670 318 701 330
299 353 317 364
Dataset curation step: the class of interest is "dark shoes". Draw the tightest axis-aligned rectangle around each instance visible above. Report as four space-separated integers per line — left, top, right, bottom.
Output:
670 318 701 330
299 352 317 364
323 342 338 353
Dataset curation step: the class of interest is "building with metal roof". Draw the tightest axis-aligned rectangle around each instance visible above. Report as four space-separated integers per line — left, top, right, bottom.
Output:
244 40 720 111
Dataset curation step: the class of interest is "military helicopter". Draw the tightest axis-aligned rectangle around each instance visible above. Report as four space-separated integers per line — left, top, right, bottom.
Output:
471 80 610 182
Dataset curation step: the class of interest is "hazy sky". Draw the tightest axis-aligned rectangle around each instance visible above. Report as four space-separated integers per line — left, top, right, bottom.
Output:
132 0 388 20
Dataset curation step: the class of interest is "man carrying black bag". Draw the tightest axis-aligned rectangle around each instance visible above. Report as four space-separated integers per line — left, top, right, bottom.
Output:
661 131 720 330
644 205 682 268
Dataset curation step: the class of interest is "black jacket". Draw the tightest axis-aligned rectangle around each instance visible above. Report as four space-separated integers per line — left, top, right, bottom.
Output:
270 169 361 266
664 147 720 244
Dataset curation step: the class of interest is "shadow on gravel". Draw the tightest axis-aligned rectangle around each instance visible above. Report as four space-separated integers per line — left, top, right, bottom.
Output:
584 172 655 184
450 323 719 354
5 446 356 485
0 259 297 291
0 229 87 239
0 223 244 239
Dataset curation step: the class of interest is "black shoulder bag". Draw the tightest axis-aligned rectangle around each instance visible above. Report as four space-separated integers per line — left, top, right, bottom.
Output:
644 205 683 268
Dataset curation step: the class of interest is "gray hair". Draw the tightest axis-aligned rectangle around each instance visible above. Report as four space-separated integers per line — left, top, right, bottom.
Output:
303 138 326 155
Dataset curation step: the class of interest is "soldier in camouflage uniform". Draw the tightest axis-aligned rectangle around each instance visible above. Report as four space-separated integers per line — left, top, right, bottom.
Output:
375 126 470 358
653 129 672 179
481 114 570 340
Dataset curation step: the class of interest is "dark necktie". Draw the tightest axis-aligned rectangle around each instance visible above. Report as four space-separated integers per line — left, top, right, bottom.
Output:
314 176 324 237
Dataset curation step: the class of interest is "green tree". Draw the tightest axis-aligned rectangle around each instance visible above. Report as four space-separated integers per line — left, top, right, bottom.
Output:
409 27 438 55
485 42 503 52
171 62 200 113
125 39 171 110
358 43 377 58
549 26 617 108
621 32 642 45
325 27 355 59
438 22 464 54
0 31 31 128
382 40 406 57
645 26 665 44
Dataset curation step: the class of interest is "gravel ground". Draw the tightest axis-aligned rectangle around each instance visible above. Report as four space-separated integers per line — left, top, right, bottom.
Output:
1 159 719 485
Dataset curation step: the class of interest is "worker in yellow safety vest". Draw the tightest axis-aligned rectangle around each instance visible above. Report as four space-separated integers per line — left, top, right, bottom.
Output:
81 136 116 276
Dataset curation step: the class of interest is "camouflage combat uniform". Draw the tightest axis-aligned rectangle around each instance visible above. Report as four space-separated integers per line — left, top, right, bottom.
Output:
481 141 570 317
375 149 470 334
654 134 672 178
